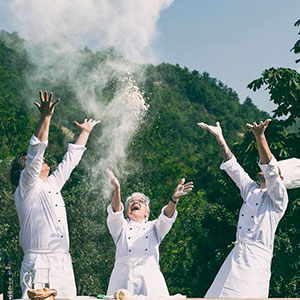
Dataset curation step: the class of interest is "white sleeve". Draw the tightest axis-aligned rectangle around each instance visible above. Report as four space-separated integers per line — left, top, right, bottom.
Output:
220 155 256 201
259 156 288 212
19 135 48 191
47 143 86 191
106 203 126 244
154 205 178 243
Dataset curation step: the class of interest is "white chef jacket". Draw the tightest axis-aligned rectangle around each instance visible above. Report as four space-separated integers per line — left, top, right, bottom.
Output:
205 155 288 298
15 135 86 298
106 203 177 296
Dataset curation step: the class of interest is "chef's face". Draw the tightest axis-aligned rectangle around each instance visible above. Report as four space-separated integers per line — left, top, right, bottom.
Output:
40 157 50 179
256 167 283 188
256 171 266 187
127 196 149 223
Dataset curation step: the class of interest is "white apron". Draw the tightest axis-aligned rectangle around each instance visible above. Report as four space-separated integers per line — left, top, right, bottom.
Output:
205 239 272 298
107 256 169 296
20 249 76 299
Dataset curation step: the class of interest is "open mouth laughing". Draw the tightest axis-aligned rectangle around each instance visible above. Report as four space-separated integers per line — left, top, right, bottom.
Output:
131 203 141 211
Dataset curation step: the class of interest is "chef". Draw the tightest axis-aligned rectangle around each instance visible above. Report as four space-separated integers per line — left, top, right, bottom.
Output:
198 119 288 298
12 90 100 298
105 169 193 296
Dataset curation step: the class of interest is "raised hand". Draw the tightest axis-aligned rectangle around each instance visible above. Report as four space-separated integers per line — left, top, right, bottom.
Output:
246 119 271 137
73 119 101 133
106 168 120 189
172 178 194 202
34 90 59 118
197 121 223 138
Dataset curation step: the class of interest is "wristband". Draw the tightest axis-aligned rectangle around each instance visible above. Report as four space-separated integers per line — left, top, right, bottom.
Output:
170 197 178 205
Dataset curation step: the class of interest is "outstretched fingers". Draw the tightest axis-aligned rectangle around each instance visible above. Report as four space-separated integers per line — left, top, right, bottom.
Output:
50 98 60 109
263 119 272 128
183 181 194 193
106 168 114 178
197 122 209 130
39 90 45 102
34 101 41 109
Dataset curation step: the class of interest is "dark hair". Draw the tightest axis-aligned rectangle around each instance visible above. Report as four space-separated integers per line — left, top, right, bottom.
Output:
10 151 27 187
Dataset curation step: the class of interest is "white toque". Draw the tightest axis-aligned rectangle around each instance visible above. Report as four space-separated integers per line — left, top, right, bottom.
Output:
278 158 300 189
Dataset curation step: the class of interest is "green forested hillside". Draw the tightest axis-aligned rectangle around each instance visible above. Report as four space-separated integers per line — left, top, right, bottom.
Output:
0 24 300 297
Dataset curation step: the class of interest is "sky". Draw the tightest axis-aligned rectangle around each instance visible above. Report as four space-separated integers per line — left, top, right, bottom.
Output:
0 0 299 114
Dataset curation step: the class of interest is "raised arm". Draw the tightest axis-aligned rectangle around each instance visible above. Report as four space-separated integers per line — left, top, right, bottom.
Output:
48 118 100 190
197 122 232 161
246 119 272 164
247 119 288 211
164 178 194 218
106 169 122 212
106 169 125 243
73 119 100 146
20 91 59 188
154 179 193 242
198 121 254 200
34 90 59 142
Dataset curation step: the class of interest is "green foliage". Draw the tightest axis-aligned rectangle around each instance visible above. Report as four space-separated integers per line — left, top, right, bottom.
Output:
0 22 299 298
248 68 300 126
291 19 300 63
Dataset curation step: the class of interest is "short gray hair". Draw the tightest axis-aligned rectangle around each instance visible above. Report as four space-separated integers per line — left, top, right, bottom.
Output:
125 192 150 218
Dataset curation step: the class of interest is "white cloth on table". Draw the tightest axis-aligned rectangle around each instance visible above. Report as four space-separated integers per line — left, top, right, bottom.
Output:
205 155 288 298
15 135 86 298
106 203 177 297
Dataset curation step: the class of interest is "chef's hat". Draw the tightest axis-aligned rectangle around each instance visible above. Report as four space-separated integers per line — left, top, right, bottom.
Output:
277 158 300 189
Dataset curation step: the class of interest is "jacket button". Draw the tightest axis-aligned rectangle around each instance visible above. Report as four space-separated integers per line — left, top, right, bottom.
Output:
248 229 250 231
239 226 241 229
58 220 61 222
145 249 148 251
55 204 58 207
143 228 145 230
129 250 131 252
49 191 51 193
130 228 132 230
146 236 148 239
256 203 258 205
56 192 59 195
128 237 130 239
242 214 244 216
61 235 63 238
251 216 254 218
